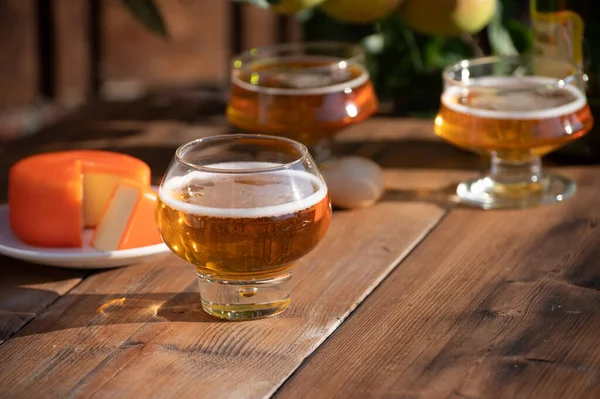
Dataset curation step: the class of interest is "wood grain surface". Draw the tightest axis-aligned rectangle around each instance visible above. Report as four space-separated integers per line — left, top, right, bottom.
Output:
242 4 278 49
0 201 444 398
0 0 38 106
0 113 448 397
0 263 84 345
54 0 90 106
101 0 231 99
0 92 231 199
2 99 598 398
277 168 600 399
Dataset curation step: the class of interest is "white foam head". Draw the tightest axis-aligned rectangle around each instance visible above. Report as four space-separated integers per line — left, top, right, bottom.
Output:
441 76 587 120
158 162 328 218
232 56 370 96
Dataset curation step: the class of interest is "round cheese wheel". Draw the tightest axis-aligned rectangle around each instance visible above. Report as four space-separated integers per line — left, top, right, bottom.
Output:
9 150 151 247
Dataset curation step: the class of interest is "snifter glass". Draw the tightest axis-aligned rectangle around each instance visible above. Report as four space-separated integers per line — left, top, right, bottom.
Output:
435 54 594 209
227 42 378 162
156 134 332 320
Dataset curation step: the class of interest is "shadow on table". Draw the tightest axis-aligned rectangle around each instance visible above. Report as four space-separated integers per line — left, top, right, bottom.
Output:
0 257 228 340
0 89 229 178
0 285 224 339
334 137 484 170
381 183 464 210
335 137 484 209
0 261 86 343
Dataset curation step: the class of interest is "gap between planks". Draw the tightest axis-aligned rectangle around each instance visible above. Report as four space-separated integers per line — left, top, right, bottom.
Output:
270 210 454 398
0 264 88 346
0 200 446 399
276 167 600 399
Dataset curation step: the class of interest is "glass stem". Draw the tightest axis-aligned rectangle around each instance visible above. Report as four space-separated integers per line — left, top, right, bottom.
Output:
489 151 546 189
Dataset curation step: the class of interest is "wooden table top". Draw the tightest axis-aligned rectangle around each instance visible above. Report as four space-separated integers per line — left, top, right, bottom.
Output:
0 94 599 399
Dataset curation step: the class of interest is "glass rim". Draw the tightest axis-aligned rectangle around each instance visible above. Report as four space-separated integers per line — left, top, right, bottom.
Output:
175 134 310 174
442 53 585 88
231 41 366 69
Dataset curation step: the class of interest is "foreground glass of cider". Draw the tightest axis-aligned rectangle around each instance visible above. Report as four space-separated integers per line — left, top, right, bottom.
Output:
435 54 593 209
227 42 378 162
156 135 332 320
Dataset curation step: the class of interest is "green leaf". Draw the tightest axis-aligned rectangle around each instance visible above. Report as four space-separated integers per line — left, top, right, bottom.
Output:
121 0 168 38
506 19 533 53
487 0 518 56
422 36 473 70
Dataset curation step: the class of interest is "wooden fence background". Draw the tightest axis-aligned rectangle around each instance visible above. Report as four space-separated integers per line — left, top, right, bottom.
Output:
0 0 302 108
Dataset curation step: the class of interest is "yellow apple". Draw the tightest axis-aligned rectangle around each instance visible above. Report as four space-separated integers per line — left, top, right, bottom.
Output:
269 0 327 13
321 0 405 24
399 0 497 37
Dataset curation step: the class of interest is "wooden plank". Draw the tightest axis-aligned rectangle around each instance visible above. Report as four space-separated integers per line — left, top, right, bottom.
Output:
0 90 231 194
337 117 438 142
382 169 478 210
54 0 90 107
240 5 303 50
335 117 485 171
0 0 38 106
242 4 278 49
0 115 470 201
101 0 230 99
282 14 303 43
277 167 600 399
0 200 445 398
0 261 84 345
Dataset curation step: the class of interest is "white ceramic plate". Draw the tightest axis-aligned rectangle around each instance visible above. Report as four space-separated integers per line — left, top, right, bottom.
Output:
0 203 170 269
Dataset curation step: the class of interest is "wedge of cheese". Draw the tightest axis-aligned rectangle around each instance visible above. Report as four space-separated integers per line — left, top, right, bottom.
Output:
79 152 151 227
9 150 151 247
91 180 162 251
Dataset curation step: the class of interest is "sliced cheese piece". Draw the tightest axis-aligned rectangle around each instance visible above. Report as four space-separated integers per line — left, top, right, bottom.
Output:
80 151 151 227
91 180 162 251
9 150 151 248
83 173 119 227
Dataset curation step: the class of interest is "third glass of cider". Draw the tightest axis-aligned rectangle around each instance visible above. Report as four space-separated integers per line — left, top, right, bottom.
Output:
531 0 600 161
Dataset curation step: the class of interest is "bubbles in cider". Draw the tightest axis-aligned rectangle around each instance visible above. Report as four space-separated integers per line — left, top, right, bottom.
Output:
226 57 378 147
461 82 577 113
443 76 586 119
160 162 325 217
235 58 365 93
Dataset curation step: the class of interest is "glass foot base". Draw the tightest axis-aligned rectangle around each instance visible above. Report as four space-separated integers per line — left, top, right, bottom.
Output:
457 173 576 209
197 272 292 321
